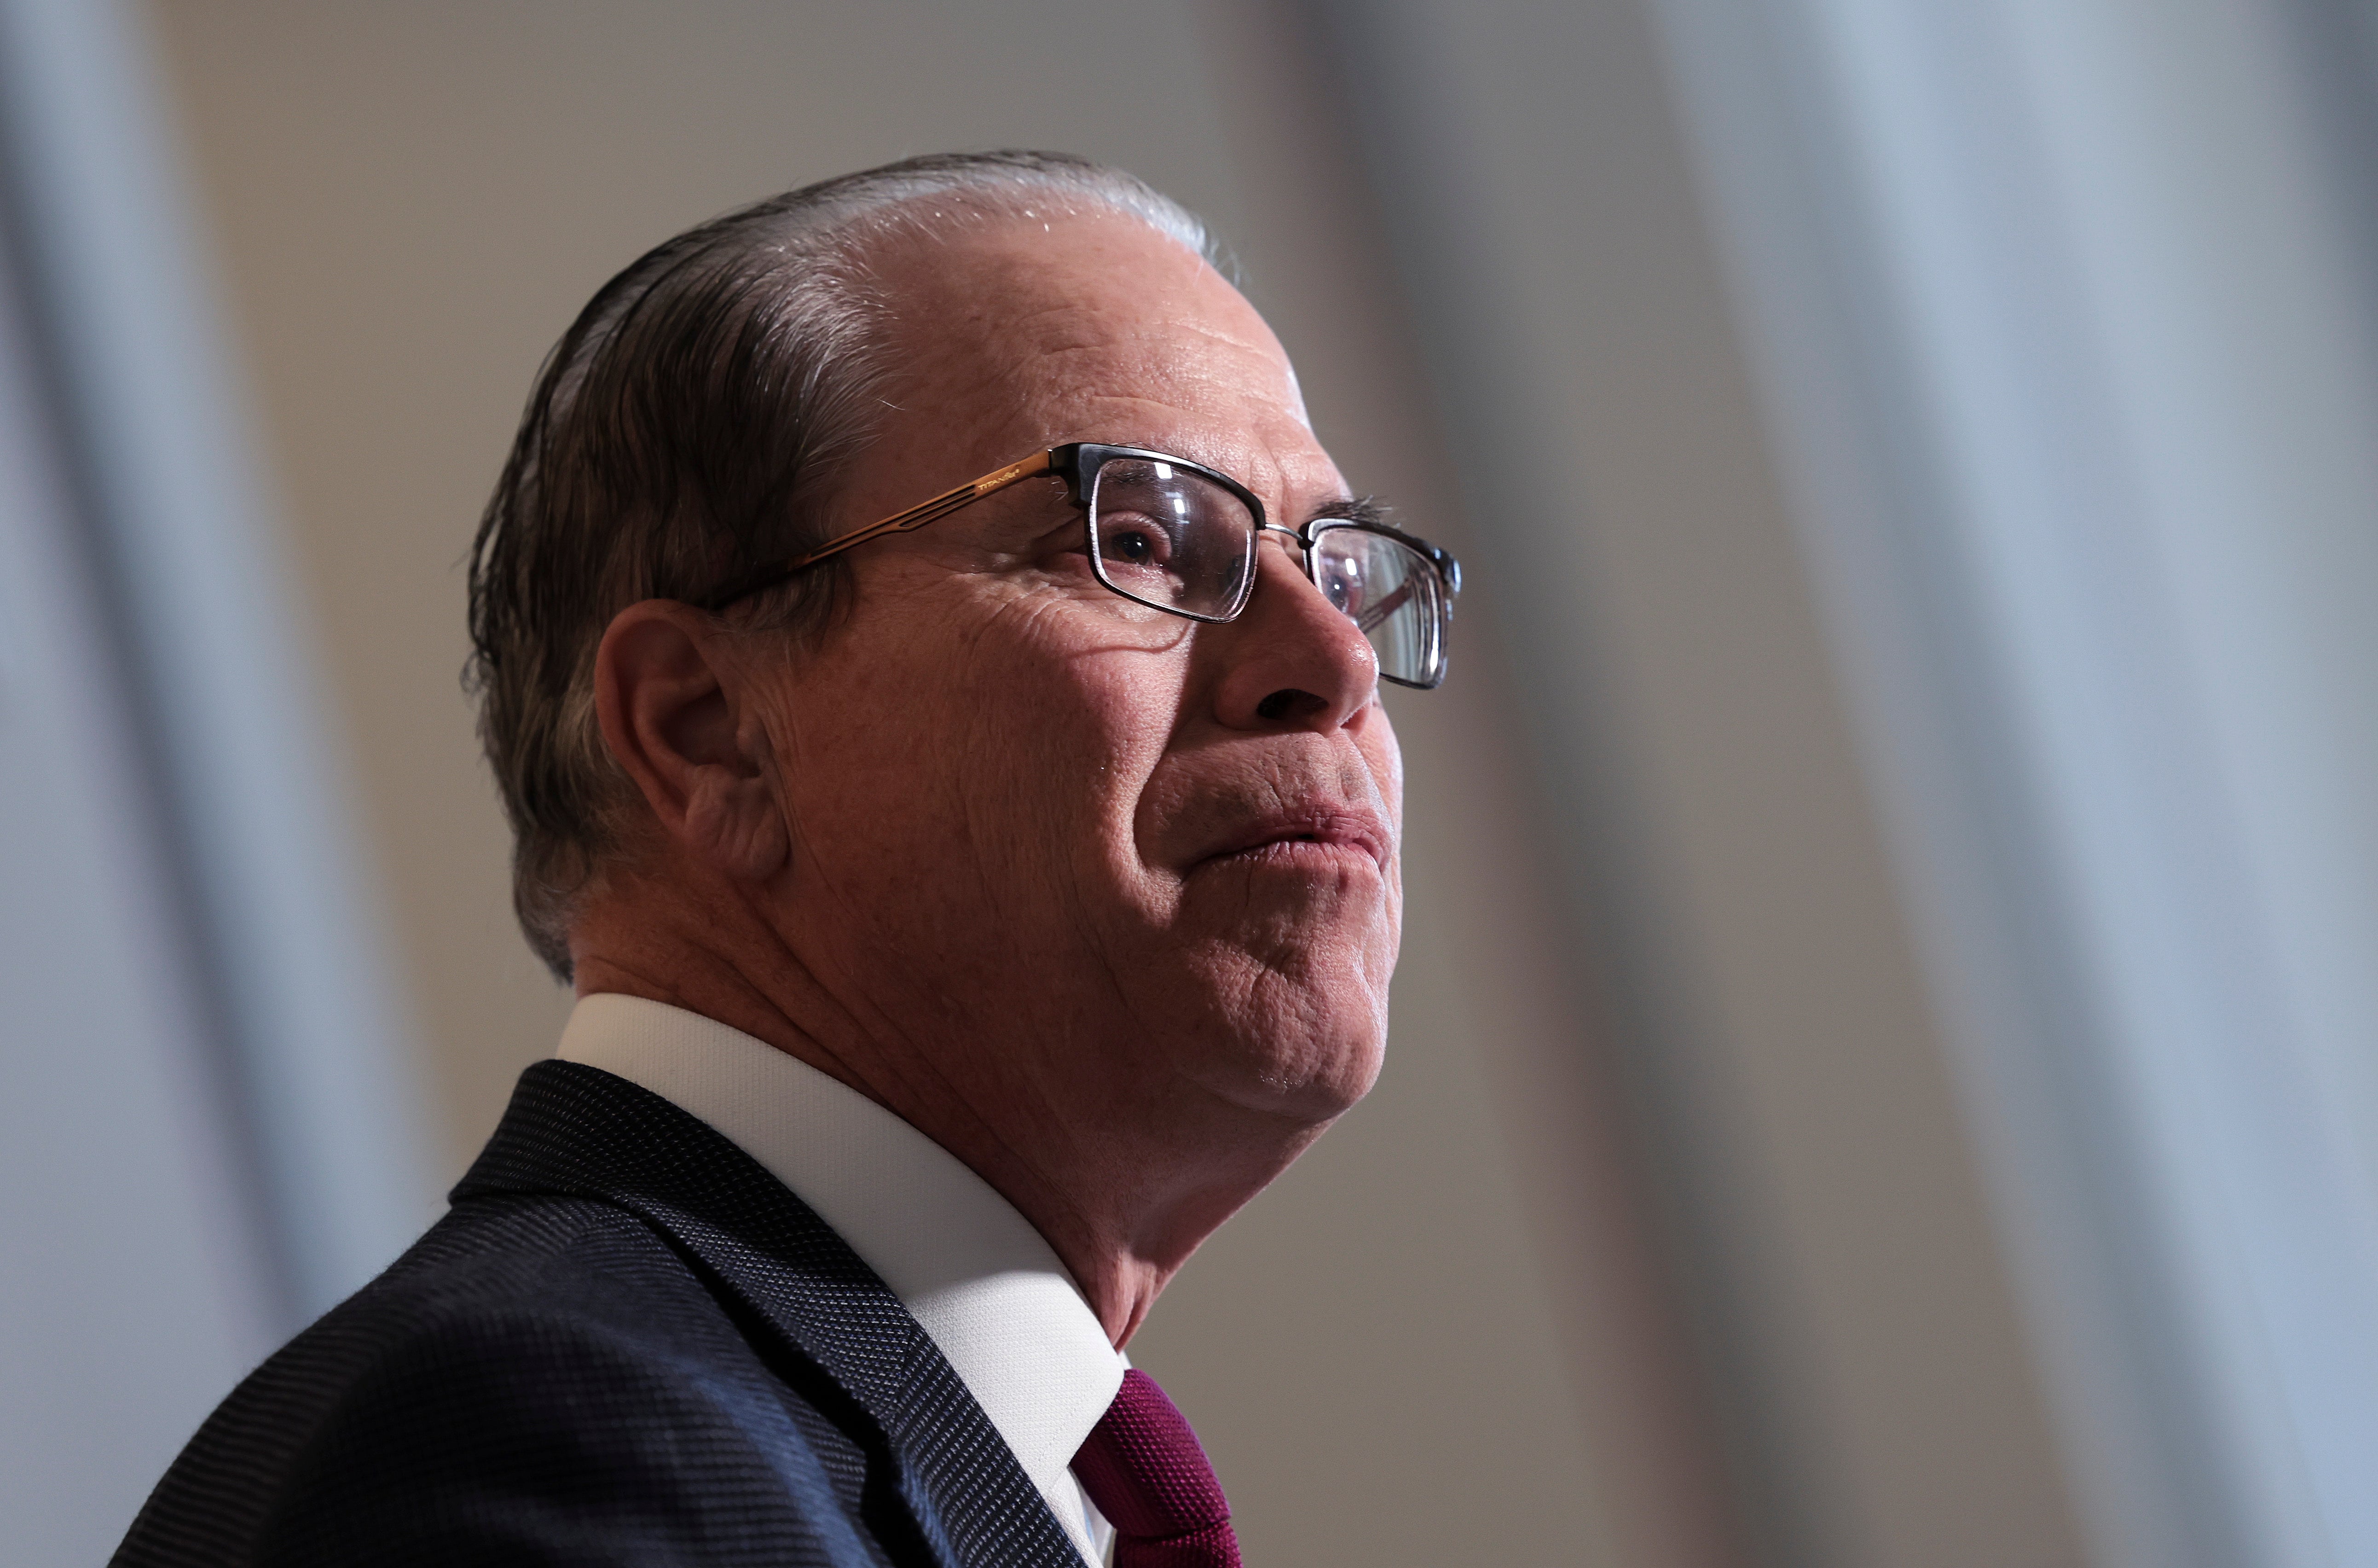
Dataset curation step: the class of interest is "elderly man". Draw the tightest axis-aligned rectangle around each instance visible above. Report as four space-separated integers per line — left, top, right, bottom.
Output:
116 151 1457 1568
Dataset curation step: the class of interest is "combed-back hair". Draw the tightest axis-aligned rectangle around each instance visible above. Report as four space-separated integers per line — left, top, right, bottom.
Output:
465 151 1215 980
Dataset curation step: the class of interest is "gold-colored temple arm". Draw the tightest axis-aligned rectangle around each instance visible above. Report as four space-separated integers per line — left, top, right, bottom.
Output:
781 449 1056 572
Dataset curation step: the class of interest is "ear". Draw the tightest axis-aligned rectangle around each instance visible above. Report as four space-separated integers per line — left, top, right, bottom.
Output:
592 599 789 882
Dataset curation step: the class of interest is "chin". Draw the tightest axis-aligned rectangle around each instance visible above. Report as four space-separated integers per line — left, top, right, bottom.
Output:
1138 886 1398 1120
1180 957 1391 1122
1254 1032 1387 1121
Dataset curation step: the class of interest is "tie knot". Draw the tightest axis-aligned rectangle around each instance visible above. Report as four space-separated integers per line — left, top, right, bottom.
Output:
1072 1370 1241 1566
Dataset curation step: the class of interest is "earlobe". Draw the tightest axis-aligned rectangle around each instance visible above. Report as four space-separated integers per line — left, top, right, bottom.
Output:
593 600 792 882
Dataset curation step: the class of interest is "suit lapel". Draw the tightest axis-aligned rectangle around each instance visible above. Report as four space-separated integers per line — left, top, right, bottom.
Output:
454 1060 1086 1568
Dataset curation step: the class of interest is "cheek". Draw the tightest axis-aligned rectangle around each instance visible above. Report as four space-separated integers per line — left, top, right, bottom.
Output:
782 593 1189 939
1030 650 1189 905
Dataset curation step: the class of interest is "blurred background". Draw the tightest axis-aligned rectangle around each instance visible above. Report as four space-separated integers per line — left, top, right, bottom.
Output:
4 0 2375 1564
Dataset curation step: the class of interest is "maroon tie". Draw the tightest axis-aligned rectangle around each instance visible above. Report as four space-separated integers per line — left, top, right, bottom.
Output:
1071 1369 1243 1568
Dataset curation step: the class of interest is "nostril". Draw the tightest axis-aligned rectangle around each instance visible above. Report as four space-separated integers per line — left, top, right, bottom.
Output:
1256 688 1328 721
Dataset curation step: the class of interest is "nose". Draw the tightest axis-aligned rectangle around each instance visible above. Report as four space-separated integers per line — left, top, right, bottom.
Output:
1208 537 1379 732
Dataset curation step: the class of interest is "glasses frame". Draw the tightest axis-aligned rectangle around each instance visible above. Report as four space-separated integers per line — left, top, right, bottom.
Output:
703 442 1463 687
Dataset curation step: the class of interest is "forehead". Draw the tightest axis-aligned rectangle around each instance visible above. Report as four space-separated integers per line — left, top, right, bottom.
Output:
863 206 1324 490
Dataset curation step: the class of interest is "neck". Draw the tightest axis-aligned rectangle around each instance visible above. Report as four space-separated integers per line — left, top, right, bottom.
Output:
568 877 1318 1347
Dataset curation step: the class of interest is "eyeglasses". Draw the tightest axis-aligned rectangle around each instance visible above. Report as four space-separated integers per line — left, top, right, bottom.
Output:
704 443 1462 689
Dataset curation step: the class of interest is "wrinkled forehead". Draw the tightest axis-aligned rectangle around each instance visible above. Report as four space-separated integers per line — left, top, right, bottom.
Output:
862 206 1313 467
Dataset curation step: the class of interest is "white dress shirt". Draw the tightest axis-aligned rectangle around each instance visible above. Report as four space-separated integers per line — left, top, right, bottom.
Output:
557 993 1122 1567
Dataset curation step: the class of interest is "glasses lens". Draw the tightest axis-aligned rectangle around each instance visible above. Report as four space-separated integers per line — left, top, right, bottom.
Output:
1087 457 1258 621
1309 525 1448 687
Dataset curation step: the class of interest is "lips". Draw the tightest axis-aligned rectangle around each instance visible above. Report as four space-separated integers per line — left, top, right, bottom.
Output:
1194 806 1392 876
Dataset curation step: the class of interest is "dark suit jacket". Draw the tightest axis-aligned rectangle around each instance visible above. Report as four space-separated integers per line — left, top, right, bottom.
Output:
112 1060 1086 1568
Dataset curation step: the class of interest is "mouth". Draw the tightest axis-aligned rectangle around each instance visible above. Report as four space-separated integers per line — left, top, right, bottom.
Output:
1196 808 1392 877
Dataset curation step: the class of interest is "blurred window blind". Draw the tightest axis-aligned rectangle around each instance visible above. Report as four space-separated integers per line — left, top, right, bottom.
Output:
1651 0 2378 1564
0 0 434 1556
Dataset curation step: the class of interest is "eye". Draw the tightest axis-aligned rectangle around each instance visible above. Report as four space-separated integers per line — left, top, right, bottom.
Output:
1099 512 1175 569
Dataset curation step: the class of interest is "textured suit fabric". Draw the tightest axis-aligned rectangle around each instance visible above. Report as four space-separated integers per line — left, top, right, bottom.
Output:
112 1061 1086 1568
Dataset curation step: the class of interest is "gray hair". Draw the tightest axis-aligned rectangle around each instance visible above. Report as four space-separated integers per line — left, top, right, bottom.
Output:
465 151 1216 980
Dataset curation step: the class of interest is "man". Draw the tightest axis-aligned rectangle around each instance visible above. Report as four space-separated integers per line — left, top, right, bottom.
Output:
116 150 1458 1568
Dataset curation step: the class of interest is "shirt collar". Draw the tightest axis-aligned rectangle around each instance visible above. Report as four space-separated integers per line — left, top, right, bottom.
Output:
555 993 1124 1554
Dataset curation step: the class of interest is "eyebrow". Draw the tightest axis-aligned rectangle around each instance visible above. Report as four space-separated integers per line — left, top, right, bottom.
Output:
1304 494 1394 530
